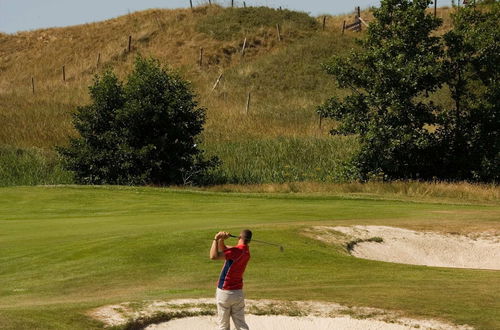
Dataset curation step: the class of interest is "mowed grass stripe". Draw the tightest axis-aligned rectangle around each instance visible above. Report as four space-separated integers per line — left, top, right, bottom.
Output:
0 186 498 329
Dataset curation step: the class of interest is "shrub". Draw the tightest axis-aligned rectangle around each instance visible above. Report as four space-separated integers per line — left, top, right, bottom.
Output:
58 56 218 186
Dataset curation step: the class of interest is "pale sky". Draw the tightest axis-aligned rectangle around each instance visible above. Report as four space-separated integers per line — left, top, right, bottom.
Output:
0 0 383 34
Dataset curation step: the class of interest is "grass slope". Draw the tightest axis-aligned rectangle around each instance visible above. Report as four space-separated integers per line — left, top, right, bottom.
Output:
0 186 498 329
0 5 457 185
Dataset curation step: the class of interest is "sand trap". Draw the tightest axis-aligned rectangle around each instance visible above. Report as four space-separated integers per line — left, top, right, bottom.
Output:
90 299 471 330
147 314 422 330
315 226 500 270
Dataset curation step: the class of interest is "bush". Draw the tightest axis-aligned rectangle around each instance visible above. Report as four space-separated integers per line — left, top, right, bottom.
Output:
58 56 218 186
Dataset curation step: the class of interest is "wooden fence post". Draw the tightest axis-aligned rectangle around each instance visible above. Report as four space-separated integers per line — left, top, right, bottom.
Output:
323 16 327 31
199 47 204 67
209 0 212 5
128 35 132 53
342 20 346 35
276 24 281 41
190 0 193 9
31 76 35 94
434 0 437 17
245 92 251 114
211 73 223 92
62 65 66 82
244 2 246 8
241 37 247 56
231 0 234 8
96 53 101 69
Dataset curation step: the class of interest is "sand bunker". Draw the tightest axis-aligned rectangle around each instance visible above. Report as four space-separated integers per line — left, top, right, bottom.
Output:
90 299 471 330
314 226 500 270
147 314 429 330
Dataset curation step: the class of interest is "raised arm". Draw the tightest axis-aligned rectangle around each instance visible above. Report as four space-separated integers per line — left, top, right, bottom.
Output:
210 231 229 260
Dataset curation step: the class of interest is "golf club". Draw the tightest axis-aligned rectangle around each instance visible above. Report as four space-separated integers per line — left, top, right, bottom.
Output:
229 234 284 252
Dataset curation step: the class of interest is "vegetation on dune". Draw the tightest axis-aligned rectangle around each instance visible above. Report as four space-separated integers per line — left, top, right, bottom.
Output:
196 6 318 40
0 4 497 185
203 136 359 184
0 5 362 186
0 145 72 186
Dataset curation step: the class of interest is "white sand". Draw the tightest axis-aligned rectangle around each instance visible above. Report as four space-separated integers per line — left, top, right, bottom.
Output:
90 299 471 329
325 226 500 270
147 315 418 330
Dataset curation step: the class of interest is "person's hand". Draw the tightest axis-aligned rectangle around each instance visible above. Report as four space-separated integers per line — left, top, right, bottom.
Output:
214 231 226 240
214 231 230 240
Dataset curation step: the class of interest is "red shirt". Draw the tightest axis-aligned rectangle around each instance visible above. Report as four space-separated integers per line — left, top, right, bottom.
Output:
217 244 250 290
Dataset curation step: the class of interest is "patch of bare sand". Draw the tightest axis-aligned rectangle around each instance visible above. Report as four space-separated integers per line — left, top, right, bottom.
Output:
147 315 427 330
313 226 500 270
90 299 471 329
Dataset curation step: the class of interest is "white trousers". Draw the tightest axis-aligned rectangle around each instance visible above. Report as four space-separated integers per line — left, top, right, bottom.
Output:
215 288 249 330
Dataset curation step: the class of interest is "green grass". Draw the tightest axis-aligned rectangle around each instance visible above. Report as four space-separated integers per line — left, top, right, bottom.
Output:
203 136 359 184
0 186 498 329
0 146 73 186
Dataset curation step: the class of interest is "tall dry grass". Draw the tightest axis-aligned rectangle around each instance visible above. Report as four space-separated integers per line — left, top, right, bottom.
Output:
202 181 500 204
0 5 329 147
0 5 459 148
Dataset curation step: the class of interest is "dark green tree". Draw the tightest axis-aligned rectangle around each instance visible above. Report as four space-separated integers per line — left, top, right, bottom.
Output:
58 57 218 185
318 0 443 180
436 2 499 181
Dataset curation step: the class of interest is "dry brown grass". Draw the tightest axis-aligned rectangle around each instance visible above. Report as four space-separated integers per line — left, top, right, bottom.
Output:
0 5 329 148
199 181 500 205
0 5 459 149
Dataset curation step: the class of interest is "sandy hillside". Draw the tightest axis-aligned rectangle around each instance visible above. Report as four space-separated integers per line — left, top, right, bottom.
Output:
322 226 500 270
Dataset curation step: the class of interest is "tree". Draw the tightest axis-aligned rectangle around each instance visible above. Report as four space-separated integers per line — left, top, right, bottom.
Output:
318 0 443 180
58 57 218 185
437 2 499 181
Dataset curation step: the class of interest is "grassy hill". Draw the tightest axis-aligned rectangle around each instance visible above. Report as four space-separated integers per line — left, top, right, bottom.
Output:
0 5 456 185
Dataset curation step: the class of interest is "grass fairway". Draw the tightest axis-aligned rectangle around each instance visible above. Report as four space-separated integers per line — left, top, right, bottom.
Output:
0 186 499 329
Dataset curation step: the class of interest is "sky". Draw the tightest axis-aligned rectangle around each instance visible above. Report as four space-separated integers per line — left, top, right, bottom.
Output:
0 0 382 34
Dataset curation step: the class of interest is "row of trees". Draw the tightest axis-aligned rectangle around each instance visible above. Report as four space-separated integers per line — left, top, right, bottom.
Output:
319 0 499 182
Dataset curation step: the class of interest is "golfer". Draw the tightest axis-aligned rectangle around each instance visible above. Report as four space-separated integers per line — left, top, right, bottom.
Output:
210 229 252 330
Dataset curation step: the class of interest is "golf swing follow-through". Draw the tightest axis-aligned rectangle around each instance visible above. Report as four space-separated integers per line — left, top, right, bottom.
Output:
210 229 252 330
210 230 284 330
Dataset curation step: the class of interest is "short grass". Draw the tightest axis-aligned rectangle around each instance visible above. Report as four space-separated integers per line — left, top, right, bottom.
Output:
0 186 498 329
